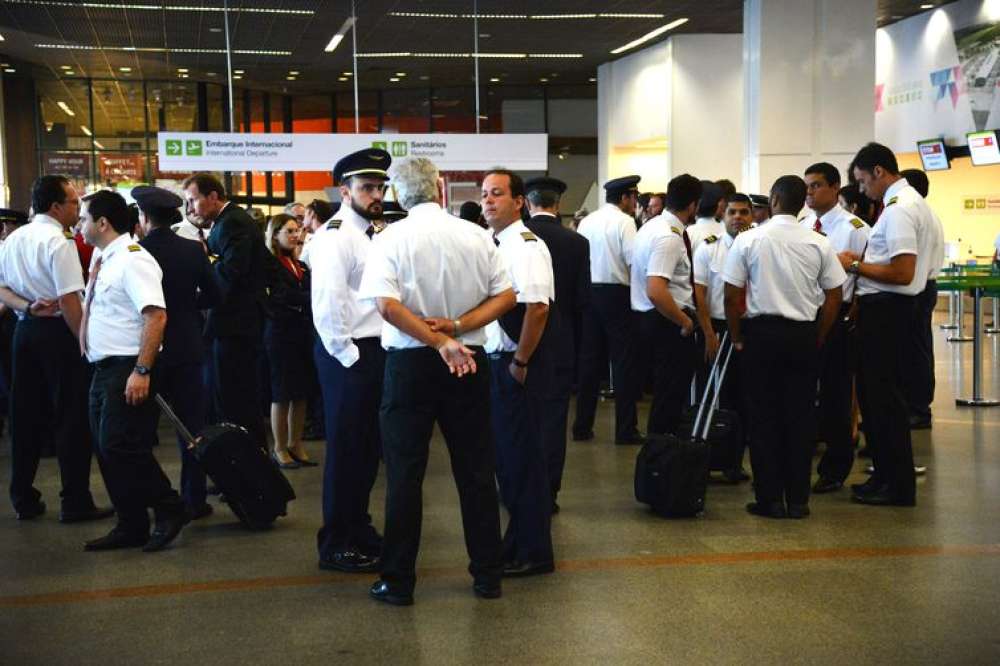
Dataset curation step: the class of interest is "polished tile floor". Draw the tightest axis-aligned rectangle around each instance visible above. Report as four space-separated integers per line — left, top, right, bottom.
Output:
2 314 999 664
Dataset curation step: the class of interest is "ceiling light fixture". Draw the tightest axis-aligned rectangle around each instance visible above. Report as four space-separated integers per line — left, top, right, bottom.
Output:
61 64 72 69
528 53 583 58
539 77 549 82
57 101 75 116
35 44 289 55
0 33 5 41
119 66 132 72
233 74 242 79
289 70 300 75
395 72 406 76
65 70 75 75
177 67 189 73
610 18 689 54
209 27 222 32
94 140 105 149
531 14 596 19
357 51 580 59
9 1 313 14
234 69 245 74
80 125 92 136
206 71 217 76
489 77 500 82
4 68 16 73
286 76 296 80
599 13 665 18
920 3 934 8
388 11 459 18
389 77 400 82
337 77 348 82
325 17 355 53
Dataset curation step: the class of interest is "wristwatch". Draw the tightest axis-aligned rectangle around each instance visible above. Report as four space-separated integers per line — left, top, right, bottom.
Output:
134 364 151 376
848 260 861 274
452 319 462 336
512 357 529 368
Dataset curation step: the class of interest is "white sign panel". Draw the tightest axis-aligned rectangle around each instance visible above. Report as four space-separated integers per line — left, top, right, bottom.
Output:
157 132 548 172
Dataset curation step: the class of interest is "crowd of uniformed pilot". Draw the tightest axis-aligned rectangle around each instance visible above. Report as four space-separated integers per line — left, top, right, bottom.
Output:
0 139 944 605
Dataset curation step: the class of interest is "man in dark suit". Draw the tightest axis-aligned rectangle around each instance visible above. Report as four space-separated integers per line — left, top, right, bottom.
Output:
182 173 268 448
524 177 590 512
135 186 221 519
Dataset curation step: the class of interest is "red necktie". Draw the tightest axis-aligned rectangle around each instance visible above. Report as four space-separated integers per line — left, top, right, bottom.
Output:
813 217 822 233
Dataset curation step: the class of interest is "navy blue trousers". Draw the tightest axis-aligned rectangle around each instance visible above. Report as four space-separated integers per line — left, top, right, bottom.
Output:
315 338 384 558
489 353 553 564
156 362 208 510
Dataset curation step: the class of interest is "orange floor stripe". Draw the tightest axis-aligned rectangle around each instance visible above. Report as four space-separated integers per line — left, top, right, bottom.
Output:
3 543 1000 609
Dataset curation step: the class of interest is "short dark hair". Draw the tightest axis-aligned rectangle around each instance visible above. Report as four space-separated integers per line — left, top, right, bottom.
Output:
696 180 723 217
851 142 899 176
306 199 334 222
770 175 808 214
664 174 703 212
838 183 872 223
715 179 737 199
182 173 227 200
638 192 652 209
804 162 841 187
605 189 636 205
83 190 131 234
726 193 752 208
901 168 929 197
484 168 525 198
31 175 71 215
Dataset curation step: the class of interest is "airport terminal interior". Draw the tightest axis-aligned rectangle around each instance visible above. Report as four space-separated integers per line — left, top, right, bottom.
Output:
2 0 1000 663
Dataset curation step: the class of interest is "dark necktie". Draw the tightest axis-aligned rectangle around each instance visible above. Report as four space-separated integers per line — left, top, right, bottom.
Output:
365 223 375 239
79 256 103 357
682 228 694 288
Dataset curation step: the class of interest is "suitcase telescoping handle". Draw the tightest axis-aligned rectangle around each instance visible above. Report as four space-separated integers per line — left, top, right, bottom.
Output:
691 331 728 438
699 340 734 442
154 394 198 449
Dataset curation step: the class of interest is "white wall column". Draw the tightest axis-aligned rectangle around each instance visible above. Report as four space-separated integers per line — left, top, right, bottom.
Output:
742 0 876 193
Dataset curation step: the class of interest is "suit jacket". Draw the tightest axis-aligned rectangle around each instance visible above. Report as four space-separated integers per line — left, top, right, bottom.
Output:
140 226 221 367
264 252 312 340
525 213 591 369
205 203 269 338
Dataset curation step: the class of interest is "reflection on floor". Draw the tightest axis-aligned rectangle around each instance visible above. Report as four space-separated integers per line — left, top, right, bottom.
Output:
2 316 999 664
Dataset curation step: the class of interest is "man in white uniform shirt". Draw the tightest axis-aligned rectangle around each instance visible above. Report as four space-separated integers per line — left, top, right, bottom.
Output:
77 190 187 552
799 162 870 494
481 168 556 578
0 175 111 524
359 157 516 606
631 174 701 436
840 143 933 507
692 193 754 483
685 181 726 254
573 175 643 445
723 175 846 519
312 149 392 575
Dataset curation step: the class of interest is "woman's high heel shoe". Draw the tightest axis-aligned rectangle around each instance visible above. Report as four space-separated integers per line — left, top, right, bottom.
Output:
271 450 301 470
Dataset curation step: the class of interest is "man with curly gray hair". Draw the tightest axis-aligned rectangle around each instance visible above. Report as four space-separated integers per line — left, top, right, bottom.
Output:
359 157 516 606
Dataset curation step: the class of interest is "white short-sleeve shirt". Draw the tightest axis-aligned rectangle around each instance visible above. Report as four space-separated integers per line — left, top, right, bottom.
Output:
0 214 84 317
855 180 931 297
576 203 636 285
485 220 555 353
358 202 511 350
798 204 870 301
309 207 384 367
693 231 734 321
685 216 725 256
722 215 846 321
630 212 693 313
85 233 166 362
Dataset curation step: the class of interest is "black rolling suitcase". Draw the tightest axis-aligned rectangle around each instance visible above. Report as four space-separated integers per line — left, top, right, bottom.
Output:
678 341 743 473
155 395 295 530
634 335 735 517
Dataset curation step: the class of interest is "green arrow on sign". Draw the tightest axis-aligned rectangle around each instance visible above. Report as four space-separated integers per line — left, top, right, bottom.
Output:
166 139 182 155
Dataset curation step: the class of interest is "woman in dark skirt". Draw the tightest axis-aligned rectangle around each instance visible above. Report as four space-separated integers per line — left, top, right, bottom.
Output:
264 214 317 469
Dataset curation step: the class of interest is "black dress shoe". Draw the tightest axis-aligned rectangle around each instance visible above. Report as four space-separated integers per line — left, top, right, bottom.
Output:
319 550 380 573
786 504 811 519
143 511 189 552
84 526 148 551
60 505 115 524
15 500 46 521
473 580 502 599
811 478 843 494
572 431 594 442
745 501 786 519
503 560 555 577
369 580 414 606
850 478 884 496
851 489 916 507
187 503 214 521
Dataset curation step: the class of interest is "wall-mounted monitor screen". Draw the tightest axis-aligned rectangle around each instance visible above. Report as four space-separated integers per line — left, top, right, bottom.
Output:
967 130 1000 166
917 139 950 171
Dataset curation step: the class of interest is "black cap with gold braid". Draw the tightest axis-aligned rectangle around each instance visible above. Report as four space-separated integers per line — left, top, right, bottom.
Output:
334 148 392 185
